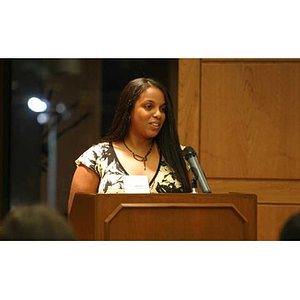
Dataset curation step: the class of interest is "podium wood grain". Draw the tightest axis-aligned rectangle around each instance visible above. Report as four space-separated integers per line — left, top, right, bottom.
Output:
69 193 257 241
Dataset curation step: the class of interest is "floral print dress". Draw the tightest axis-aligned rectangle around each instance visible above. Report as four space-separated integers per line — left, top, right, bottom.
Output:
75 142 184 193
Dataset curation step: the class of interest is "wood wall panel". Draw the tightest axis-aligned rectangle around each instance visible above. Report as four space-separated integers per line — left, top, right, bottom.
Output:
178 59 200 152
258 204 300 240
201 61 300 179
178 59 300 240
208 179 300 204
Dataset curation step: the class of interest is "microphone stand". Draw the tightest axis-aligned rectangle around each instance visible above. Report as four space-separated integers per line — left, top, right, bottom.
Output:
191 178 198 194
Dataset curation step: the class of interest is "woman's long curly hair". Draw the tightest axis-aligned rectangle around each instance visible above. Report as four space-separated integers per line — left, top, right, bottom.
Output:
102 78 191 192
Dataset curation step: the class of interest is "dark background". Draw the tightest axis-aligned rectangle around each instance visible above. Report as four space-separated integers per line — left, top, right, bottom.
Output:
0 59 178 217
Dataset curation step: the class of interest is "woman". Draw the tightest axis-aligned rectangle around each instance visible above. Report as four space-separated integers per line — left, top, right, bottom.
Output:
68 78 191 214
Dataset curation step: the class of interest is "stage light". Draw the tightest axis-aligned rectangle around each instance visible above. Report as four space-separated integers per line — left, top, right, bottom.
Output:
27 97 48 113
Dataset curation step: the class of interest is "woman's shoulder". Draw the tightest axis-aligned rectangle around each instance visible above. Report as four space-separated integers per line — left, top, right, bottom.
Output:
75 141 114 168
86 141 112 152
77 141 113 159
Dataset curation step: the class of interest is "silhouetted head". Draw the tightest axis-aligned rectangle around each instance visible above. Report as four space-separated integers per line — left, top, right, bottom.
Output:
280 212 300 241
0 204 76 241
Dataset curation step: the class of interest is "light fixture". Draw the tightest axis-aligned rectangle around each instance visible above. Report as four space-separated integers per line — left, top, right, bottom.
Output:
27 97 49 113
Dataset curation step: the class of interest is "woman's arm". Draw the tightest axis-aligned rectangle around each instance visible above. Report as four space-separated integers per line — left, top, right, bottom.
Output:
68 165 100 215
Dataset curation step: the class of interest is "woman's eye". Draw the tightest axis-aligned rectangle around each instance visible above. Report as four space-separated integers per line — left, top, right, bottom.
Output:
145 104 152 110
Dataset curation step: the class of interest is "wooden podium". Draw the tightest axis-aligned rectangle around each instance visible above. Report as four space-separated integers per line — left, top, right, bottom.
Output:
69 193 257 241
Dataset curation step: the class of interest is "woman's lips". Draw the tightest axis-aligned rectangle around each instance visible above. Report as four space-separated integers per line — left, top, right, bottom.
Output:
149 122 160 129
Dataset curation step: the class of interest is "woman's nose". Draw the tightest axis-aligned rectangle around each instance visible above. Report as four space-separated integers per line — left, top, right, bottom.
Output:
153 109 162 118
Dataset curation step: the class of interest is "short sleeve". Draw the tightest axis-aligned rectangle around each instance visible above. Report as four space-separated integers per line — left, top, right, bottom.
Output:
75 145 102 176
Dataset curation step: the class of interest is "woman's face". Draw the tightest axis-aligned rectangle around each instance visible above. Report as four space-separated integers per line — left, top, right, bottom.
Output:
129 87 166 139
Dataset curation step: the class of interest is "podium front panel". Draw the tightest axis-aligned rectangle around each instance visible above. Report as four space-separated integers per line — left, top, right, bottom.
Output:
69 193 257 240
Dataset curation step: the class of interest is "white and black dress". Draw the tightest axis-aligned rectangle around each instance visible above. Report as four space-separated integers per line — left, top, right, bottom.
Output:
75 142 185 193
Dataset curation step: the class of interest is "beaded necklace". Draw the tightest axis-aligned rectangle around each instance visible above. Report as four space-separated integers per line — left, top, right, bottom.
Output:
123 140 154 171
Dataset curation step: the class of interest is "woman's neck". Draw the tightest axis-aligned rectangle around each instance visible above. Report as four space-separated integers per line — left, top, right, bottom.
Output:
123 135 154 153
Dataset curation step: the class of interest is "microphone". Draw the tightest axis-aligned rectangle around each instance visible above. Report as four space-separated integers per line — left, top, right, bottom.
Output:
182 146 211 193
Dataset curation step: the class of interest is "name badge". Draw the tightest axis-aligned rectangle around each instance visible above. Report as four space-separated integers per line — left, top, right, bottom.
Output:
123 175 150 193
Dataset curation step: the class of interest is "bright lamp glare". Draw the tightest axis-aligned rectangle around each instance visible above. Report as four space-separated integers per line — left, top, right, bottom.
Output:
27 97 48 113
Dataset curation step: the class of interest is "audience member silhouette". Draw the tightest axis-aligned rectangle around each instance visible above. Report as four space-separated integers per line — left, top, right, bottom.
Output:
0 204 76 241
280 212 300 241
